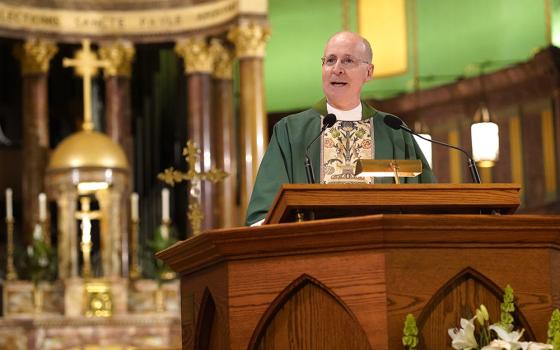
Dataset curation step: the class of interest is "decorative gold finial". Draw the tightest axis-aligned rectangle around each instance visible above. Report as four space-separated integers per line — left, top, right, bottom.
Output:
227 22 271 59
98 41 136 78
158 140 227 235
209 39 234 80
174 37 213 74
63 39 110 131
13 39 58 75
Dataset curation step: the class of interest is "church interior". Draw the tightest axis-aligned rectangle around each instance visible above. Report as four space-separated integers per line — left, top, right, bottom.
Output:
0 0 558 349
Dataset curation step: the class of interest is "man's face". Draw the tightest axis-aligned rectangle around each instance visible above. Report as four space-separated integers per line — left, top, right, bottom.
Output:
322 33 373 110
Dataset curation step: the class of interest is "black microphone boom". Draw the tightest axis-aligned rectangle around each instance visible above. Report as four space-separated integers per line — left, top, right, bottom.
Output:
383 114 481 184
305 113 337 184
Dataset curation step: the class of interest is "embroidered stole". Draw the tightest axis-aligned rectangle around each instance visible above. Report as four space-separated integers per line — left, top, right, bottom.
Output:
320 119 374 184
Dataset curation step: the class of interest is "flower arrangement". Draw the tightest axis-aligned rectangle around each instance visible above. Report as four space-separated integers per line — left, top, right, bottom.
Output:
147 224 177 283
16 224 56 285
403 285 560 350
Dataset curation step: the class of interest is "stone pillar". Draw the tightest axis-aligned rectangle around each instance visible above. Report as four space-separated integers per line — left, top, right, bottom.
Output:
56 189 78 279
13 39 58 240
209 39 238 228
96 189 123 278
99 41 135 277
228 22 270 218
175 37 216 233
99 41 135 172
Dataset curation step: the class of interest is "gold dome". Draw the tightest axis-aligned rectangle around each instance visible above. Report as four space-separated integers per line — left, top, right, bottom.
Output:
48 130 128 171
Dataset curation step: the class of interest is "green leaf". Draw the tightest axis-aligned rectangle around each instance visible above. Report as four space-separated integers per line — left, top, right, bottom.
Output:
402 314 419 350
499 284 515 330
547 309 560 346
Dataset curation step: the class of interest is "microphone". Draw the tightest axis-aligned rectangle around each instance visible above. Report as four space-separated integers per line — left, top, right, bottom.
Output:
383 114 481 184
305 113 337 184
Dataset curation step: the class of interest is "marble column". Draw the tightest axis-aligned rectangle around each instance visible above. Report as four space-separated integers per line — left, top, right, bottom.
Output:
228 22 270 218
96 189 123 278
99 41 135 173
56 188 78 279
14 39 58 240
175 37 216 233
99 41 135 277
209 39 238 228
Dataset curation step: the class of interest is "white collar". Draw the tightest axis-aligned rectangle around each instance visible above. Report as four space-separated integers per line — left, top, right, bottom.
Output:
326 102 362 121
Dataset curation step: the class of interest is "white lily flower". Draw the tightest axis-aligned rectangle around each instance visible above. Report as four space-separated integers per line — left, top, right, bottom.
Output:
448 317 479 350
489 324 524 343
518 342 553 350
482 339 513 350
488 324 553 350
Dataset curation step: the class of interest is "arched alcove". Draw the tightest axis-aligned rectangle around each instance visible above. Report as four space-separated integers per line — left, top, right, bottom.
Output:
249 274 371 350
417 267 534 349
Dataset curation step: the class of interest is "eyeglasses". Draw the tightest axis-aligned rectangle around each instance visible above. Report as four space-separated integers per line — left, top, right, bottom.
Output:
321 55 370 68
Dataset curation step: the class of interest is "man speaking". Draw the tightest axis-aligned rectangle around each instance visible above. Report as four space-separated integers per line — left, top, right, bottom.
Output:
246 31 436 225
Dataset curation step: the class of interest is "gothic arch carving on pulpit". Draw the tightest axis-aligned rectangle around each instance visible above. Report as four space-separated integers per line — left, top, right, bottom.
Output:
416 267 534 348
248 273 371 350
194 288 216 350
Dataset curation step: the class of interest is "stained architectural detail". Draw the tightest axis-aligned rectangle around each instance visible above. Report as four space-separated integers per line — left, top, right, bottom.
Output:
175 37 213 74
98 41 136 77
228 22 271 59
13 39 58 75
209 39 234 80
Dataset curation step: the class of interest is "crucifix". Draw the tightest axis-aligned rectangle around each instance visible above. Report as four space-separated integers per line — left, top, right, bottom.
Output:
63 39 110 131
75 197 102 278
158 140 227 235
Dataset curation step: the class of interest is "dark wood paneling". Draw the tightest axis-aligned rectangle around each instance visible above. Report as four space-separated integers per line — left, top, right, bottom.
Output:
521 101 548 208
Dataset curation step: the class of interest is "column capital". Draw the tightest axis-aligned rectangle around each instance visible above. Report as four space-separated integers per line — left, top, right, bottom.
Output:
175 37 213 75
14 39 58 75
98 41 136 78
209 39 234 80
227 22 271 59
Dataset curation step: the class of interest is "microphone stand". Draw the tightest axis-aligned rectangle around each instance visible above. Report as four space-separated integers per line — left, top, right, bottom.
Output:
409 130 481 184
301 114 337 220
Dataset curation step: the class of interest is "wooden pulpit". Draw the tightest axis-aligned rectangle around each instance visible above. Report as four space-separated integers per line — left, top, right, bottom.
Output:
158 184 560 349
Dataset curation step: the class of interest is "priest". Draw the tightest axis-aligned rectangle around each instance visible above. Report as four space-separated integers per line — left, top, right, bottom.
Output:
246 31 436 225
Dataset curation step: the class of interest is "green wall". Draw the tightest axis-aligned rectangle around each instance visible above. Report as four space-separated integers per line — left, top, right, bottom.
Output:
265 0 548 112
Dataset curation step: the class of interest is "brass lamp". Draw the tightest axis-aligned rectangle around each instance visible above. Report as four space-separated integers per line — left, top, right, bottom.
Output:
355 159 422 184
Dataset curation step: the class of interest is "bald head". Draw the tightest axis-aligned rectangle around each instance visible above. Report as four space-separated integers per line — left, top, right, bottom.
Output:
325 31 373 63
322 31 374 110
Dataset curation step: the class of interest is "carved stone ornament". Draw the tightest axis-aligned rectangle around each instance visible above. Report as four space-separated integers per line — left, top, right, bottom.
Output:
13 39 58 75
227 22 271 59
209 39 234 80
174 38 213 75
98 41 136 77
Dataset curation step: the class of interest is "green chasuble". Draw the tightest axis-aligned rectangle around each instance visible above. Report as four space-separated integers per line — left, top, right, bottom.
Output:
245 99 436 225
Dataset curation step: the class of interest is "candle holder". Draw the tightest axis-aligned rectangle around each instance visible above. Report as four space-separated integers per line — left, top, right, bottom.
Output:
160 219 171 241
5 217 17 280
158 219 176 281
40 219 50 246
129 218 141 279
